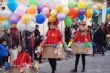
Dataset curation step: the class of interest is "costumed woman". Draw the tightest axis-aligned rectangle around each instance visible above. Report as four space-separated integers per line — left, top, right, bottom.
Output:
43 21 62 73
71 22 91 72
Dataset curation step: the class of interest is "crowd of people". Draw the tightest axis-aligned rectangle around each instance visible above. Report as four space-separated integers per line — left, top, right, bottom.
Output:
0 20 110 73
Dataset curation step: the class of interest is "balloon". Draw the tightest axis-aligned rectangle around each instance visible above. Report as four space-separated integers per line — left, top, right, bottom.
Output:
78 2 86 9
30 0 39 6
97 3 102 10
86 3 93 9
17 20 26 31
107 7 110 14
63 7 69 14
79 9 85 15
64 16 72 26
55 4 64 12
14 5 26 16
7 0 18 12
38 4 44 12
25 21 36 32
27 5 37 14
68 2 76 8
21 14 31 24
86 9 93 18
50 9 57 16
36 13 46 24
12 24 17 27
67 8 78 19
78 15 84 21
42 7 50 15
107 14 110 20
10 15 19 24
57 13 66 21
99 9 102 15
93 5 97 9
48 16 56 22
2 20 11 30
49 3 55 10
93 10 99 17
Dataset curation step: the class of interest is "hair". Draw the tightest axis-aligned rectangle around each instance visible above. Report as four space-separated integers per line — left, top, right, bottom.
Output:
0 37 6 44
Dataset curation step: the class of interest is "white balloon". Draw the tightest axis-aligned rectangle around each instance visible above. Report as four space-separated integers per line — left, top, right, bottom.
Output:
25 21 36 32
14 5 26 16
0 10 11 18
17 20 26 31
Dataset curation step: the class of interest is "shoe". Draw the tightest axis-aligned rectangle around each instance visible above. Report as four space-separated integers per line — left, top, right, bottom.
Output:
81 69 85 72
71 69 77 72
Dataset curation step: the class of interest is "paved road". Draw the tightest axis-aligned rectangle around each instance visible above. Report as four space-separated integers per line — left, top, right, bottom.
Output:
39 51 110 73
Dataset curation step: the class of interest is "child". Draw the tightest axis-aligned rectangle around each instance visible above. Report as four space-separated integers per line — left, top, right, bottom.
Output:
0 37 10 70
13 45 32 72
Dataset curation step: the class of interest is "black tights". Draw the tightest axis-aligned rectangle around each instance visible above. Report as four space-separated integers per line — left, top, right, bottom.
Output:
75 54 86 70
48 58 57 71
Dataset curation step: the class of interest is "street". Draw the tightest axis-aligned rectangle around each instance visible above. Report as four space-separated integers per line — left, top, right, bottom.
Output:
39 51 110 73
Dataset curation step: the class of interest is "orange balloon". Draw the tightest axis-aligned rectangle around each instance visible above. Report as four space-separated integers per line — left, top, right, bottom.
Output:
107 14 110 20
55 4 63 12
48 16 56 22
86 9 93 18
0 16 9 21
68 8 78 19
27 5 37 14
12 24 17 27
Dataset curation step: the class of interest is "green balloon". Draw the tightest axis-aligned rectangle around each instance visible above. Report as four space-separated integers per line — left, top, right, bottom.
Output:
2 20 11 30
85 42 91 48
30 0 39 6
68 2 76 8
87 3 93 9
64 16 72 27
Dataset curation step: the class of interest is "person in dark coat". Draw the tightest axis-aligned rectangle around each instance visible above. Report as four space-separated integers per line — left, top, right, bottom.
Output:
93 25 106 56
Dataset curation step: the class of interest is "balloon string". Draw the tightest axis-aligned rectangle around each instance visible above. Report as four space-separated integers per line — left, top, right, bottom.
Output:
43 23 44 35
19 31 21 45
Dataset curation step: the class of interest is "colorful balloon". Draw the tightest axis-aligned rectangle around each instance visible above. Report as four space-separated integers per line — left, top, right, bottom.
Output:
93 10 99 17
86 9 93 18
79 9 85 15
36 13 46 24
55 4 64 12
50 9 57 16
107 14 110 20
97 3 102 10
68 8 78 19
21 14 31 24
78 2 86 9
68 2 76 8
107 7 110 14
42 7 50 15
64 16 72 26
78 15 84 21
7 0 18 12
25 21 36 32
38 4 44 12
10 15 19 24
30 0 39 6
27 5 37 14
14 5 26 16
63 7 69 14
2 20 11 30
57 13 66 21
48 16 56 22
17 20 26 31
86 3 93 9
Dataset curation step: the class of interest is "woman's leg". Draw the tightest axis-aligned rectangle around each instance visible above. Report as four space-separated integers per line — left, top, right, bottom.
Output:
71 54 80 72
48 58 57 73
81 54 86 72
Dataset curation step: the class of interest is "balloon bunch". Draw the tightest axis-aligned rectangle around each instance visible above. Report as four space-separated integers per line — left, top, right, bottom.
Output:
107 7 110 20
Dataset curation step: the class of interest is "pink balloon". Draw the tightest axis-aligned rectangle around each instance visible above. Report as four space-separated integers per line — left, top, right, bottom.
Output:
57 13 66 21
42 7 49 15
9 15 19 24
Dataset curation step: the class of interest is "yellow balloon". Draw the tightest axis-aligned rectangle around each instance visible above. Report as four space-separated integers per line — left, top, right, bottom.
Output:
55 4 64 12
97 3 102 10
0 16 9 21
86 9 93 18
63 7 69 14
21 14 31 24
50 9 57 16
27 5 37 14
107 14 110 20
78 2 86 9
48 16 56 22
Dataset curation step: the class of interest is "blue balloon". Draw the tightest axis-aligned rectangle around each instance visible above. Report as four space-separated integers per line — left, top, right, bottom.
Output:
107 8 110 14
79 9 85 15
2 20 11 30
78 15 84 21
93 10 99 17
7 0 18 12
99 9 102 15
36 13 46 24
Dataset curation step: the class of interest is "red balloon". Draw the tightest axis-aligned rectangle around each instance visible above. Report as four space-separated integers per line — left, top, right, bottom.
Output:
67 8 78 19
